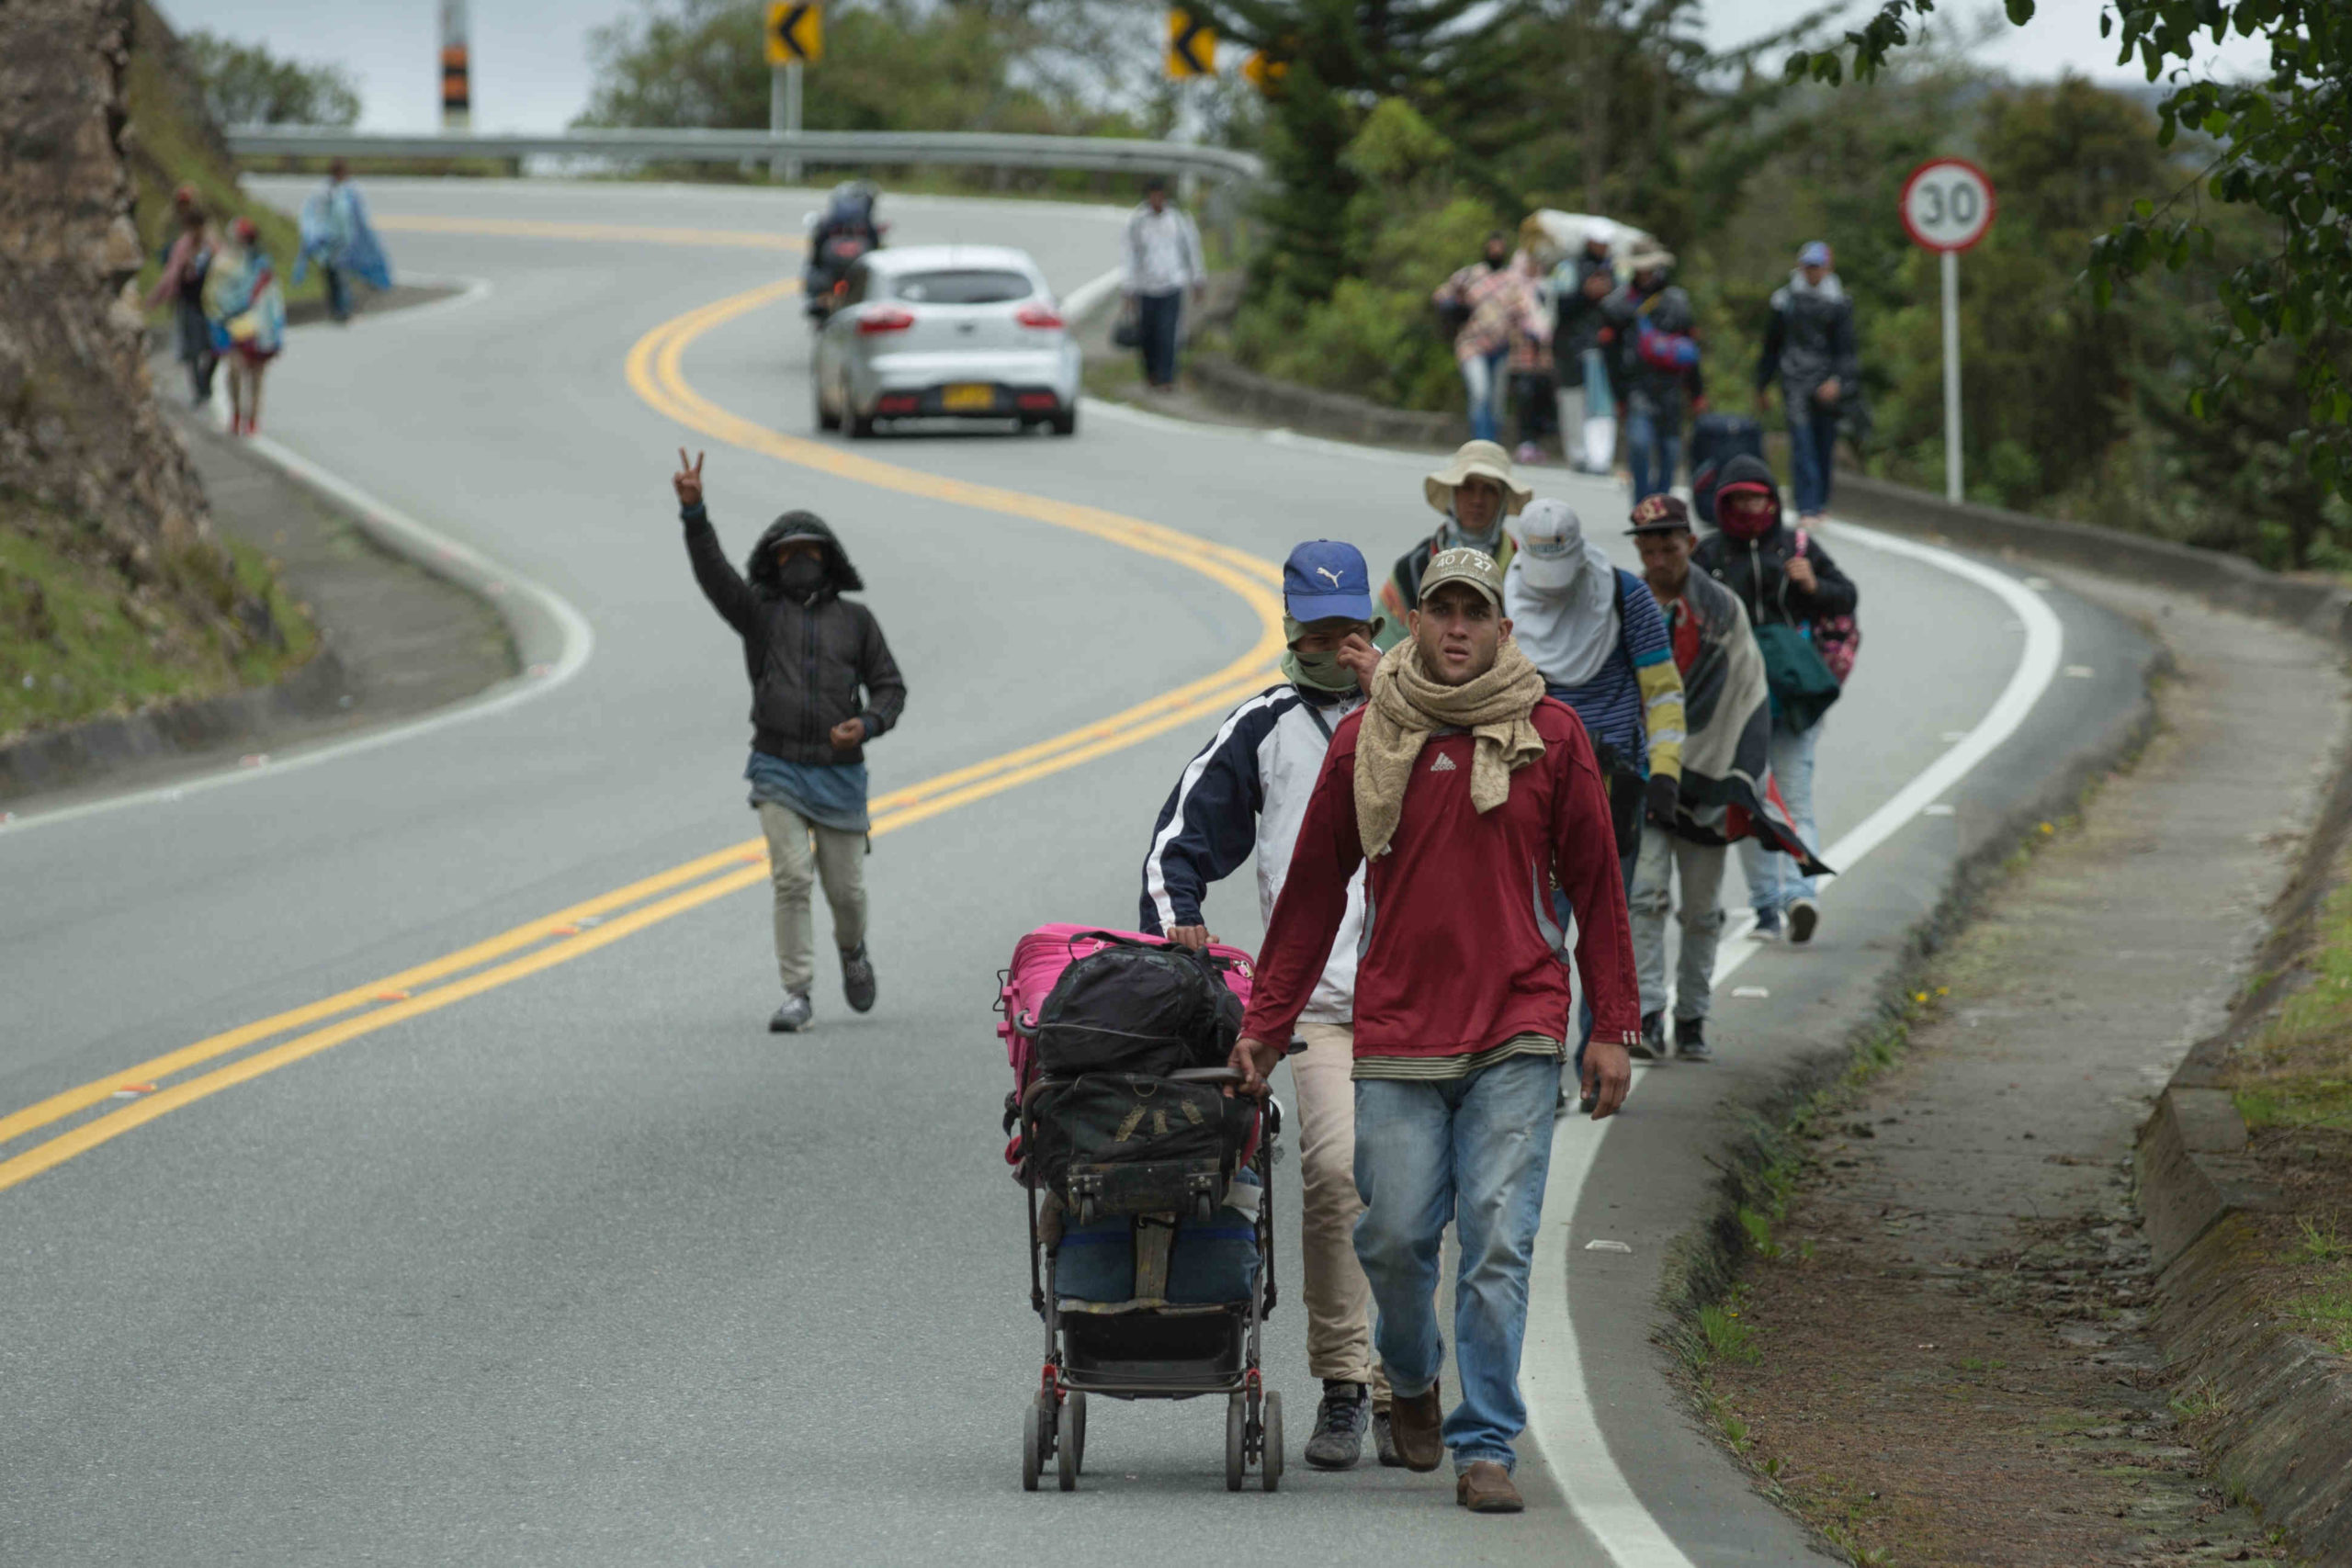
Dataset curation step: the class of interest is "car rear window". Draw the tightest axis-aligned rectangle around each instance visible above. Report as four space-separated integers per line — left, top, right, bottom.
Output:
889 269 1034 305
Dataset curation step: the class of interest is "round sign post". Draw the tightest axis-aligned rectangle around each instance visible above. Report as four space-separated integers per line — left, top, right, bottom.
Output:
1901 158 1996 502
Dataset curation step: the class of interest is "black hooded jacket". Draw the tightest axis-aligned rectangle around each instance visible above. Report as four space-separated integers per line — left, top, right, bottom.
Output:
1691 456 1858 632
682 504 907 766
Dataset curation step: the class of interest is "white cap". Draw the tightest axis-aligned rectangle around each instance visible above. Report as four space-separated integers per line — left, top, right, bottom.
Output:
1513 498 1588 592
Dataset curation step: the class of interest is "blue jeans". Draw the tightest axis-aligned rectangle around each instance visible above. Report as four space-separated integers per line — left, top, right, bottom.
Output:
1460 345 1510 443
1784 389 1840 515
1625 403 1681 501
1136 290 1183 386
1353 1053 1564 1472
1738 715 1823 915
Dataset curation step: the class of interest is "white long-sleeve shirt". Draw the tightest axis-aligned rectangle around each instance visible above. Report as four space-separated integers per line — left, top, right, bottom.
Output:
1123 203 1204 297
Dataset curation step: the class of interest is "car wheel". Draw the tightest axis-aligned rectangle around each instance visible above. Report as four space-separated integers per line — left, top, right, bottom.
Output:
848 412 877 440
1050 408 1078 437
814 378 841 433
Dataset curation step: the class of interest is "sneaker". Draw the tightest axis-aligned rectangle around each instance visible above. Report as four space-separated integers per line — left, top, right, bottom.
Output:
1373 1406 1404 1468
1751 908 1783 942
1632 1011 1665 1062
840 943 876 1012
1456 1460 1524 1513
1303 1381 1368 1470
1674 1017 1713 1062
1787 897 1820 945
768 991 814 1032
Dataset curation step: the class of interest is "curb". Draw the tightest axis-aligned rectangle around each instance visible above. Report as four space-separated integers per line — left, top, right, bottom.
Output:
0 644 349 803
1184 353 1458 449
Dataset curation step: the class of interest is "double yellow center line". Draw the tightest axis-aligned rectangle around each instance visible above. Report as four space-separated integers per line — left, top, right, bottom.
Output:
1 231 1283 1192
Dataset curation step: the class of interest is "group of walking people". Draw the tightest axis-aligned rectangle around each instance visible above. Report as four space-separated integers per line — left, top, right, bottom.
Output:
146 162 390 437
1431 225 1863 524
665 413 1856 1519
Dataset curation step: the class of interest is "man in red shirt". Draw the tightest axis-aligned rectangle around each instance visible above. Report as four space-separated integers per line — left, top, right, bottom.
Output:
1228 547 1638 1514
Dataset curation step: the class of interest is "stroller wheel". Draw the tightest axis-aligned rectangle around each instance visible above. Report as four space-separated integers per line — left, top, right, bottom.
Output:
1068 1392 1088 1474
1057 1405 1080 1492
1022 1394 1046 1493
1224 1393 1246 1492
1261 1391 1283 1493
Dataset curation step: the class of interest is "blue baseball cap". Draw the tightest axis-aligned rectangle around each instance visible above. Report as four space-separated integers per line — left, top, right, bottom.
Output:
1283 540 1374 625
1798 240 1833 267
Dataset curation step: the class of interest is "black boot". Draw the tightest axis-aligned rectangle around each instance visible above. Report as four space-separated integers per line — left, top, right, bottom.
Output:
1674 1016 1712 1062
1632 1010 1665 1061
1303 1381 1368 1471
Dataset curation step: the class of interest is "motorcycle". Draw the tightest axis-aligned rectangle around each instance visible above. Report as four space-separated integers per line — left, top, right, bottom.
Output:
801 183 888 326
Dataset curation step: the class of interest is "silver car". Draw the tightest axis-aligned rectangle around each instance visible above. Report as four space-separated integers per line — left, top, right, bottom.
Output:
810 245 1082 439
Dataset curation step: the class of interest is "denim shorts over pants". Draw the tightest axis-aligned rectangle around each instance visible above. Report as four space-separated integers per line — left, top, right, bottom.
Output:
1352 1052 1563 1472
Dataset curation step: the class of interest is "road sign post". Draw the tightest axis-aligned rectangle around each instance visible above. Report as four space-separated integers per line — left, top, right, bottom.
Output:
765 2 821 184
1900 156 1996 503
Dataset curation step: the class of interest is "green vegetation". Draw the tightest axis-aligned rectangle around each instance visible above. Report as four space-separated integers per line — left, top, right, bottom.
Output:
181 29 361 128
1804 0 2352 512
0 504 317 744
2229 873 2352 1137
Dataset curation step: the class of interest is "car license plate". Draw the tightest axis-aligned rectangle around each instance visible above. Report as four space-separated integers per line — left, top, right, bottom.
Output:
943 383 997 412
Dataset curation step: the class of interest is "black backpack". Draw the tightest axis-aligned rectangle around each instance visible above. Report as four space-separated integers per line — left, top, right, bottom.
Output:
1030 933 1244 1080
1029 1073 1250 1220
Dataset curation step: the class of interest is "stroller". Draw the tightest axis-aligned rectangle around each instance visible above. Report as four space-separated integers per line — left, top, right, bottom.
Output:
997 924 1285 1493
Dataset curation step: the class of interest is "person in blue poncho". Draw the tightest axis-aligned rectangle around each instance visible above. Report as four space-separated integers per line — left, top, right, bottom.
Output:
203 218 286 437
295 160 392 323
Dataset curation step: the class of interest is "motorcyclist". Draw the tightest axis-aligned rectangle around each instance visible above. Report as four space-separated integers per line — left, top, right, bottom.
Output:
804 180 885 318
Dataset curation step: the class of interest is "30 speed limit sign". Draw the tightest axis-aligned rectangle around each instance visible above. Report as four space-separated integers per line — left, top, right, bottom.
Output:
1901 157 1996 252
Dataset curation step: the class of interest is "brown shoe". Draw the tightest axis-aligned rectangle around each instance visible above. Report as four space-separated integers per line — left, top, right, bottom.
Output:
1386 1382 1445 1472
1455 1460 1523 1513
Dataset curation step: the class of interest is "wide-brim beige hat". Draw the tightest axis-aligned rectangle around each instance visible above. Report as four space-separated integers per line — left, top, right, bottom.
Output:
1623 241 1676 274
1424 440 1533 516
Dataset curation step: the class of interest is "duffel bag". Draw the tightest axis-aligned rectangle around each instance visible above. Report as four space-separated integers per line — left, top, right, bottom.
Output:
1030 933 1245 1079
1029 1073 1248 1217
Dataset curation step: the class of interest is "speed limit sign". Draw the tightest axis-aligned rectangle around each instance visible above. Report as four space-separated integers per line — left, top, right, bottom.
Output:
1901 157 1996 252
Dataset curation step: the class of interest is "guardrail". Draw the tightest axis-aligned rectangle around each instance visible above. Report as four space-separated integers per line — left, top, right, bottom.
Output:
224 127 1263 185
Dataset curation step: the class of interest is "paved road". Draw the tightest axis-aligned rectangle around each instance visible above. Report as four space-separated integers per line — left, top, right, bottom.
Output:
0 179 2146 1563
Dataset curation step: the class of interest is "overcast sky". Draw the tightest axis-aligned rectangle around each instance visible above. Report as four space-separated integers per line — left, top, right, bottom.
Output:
155 0 2274 134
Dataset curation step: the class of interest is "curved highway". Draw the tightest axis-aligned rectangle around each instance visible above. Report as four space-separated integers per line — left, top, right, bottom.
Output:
0 179 2149 1564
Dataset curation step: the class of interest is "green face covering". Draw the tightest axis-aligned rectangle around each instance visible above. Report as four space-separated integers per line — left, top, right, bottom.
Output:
1282 615 1380 695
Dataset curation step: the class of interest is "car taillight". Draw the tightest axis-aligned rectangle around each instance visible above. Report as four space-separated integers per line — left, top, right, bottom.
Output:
1015 392 1059 412
856 307 915 335
1014 305 1064 331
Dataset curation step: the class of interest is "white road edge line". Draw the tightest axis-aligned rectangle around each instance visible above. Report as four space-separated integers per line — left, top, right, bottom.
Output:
0 379 595 839
1526 518 2064 1565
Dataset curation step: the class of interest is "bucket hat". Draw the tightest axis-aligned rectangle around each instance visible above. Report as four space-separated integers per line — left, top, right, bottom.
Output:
1423 440 1532 516
1623 240 1676 274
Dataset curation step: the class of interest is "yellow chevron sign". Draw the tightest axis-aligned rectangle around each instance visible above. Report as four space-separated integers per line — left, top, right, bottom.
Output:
1167 9 1215 78
765 1 821 64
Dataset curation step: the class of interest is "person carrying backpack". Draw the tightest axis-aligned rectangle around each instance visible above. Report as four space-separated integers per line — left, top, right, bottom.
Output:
1693 454 1856 944
1137 539 1394 1472
1600 241 1702 502
671 449 908 1032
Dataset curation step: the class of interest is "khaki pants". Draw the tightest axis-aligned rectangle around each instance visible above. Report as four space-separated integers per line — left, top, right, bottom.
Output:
1291 1021 1388 1400
756 801 867 996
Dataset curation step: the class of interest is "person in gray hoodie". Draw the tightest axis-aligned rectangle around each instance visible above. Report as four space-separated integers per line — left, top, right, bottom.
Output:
1756 241 1861 523
672 449 908 1033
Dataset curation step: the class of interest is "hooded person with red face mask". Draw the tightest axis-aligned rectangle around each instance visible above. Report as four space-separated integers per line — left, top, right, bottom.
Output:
1692 454 1855 943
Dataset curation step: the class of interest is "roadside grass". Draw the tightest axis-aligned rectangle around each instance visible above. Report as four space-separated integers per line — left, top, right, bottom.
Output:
0 504 317 743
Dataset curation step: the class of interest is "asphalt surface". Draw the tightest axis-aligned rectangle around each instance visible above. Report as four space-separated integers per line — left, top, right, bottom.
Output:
0 178 2150 1564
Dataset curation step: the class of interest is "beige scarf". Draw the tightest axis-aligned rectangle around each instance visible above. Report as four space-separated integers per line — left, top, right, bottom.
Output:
1354 637 1547 860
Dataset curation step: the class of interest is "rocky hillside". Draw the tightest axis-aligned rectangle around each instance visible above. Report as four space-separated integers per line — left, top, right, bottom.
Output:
0 0 306 742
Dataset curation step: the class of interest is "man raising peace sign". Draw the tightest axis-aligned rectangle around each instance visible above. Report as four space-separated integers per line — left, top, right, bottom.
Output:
672 449 909 1033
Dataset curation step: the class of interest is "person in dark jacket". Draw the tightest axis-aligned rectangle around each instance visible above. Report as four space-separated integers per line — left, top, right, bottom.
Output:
1600 242 1703 502
1756 241 1860 524
1692 454 1855 944
672 449 908 1033
1548 230 1617 473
